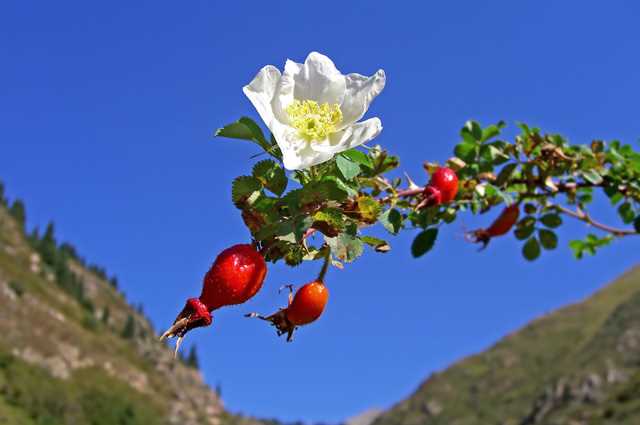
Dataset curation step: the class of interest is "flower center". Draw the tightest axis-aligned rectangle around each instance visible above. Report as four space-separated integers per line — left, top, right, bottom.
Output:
286 100 342 142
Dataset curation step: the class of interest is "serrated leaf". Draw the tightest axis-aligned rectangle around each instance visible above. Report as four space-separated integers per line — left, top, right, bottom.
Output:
231 176 263 208
538 229 558 250
326 234 364 263
411 228 438 258
522 237 541 261
300 181 349 205
540 213 562 228
336 155 361 180
312 208 346 237
380 208 402 234
215 117 272 152
252 160 288 196
281 189 303 214
356 196 381 224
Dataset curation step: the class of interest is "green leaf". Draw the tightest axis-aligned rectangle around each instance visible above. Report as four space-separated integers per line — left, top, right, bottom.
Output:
454 141 477 162
540 213 562 228
322 175 358 197
380 208 403 234
634 215 640 233
341 149 373 169
281 189 303 214
485 184 513 205
465 120 483 141
255 215 313 242
252 160 288 196
569 240 584 259
480 143 509 164
361 236 391 253
495 163 518 187
411 228 438 258
284 245 306 266
515 222 535 240
609 192 624 206
517 122 532 136
522 237 541 261
326 234 364 263
215 117 272 152
231 176 262 208
312 208 346 236
300 181 349 204
336 155 361 180
538 229 558 250
480 122 505 142
618 202 635 224
581 169 603 185
356 196 381 223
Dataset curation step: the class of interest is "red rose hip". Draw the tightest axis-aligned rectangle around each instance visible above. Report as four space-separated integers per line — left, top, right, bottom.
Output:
246 251 331 342
428 167 459 203
160 244 267 354
246 280 329 342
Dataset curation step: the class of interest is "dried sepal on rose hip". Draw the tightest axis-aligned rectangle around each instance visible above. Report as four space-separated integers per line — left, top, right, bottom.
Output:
417 167 459 209
160 243 267 355
466 203 520 249
246 250 330 342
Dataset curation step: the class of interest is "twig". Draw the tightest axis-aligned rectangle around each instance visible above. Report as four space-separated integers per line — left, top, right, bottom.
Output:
550 203 637 237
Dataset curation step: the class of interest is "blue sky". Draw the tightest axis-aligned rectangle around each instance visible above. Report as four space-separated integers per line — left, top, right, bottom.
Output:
2 1 640 422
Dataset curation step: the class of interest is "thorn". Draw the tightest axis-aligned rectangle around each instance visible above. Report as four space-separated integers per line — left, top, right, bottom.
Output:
404 173 420 191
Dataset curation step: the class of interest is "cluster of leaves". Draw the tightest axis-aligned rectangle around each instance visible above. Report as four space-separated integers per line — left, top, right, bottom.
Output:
217 117 639 267
217 118 399 267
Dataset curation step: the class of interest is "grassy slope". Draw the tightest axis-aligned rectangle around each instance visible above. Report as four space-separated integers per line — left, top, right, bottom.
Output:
373 266 640 425
0 205 232 425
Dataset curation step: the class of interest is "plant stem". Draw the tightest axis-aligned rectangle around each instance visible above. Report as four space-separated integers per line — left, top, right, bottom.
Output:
550 203 637 237
317 247 331 282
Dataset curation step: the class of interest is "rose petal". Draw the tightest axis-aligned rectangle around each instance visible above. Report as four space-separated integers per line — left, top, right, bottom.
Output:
339 70 386 129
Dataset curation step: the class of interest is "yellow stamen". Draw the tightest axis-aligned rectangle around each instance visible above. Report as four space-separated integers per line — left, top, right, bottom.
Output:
286 100 342 142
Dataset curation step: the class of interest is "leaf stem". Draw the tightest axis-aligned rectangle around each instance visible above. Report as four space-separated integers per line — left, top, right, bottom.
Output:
317 247 331 282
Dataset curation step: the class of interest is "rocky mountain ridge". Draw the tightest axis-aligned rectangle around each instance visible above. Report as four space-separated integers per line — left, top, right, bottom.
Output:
372 266 640 424
0 192 252 425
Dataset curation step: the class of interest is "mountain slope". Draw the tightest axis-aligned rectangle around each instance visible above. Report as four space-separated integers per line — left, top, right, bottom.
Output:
373 266 640 425
0 199 252 425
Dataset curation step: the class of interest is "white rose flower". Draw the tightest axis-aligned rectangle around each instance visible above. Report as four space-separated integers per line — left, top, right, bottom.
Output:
243 52 386 170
